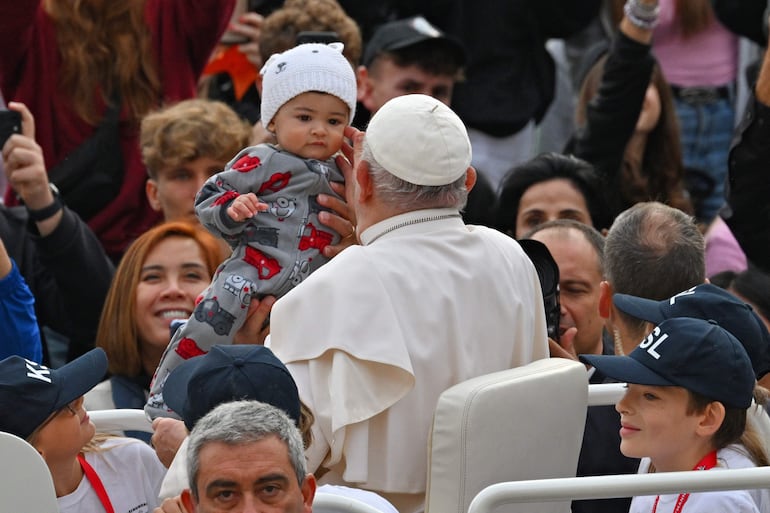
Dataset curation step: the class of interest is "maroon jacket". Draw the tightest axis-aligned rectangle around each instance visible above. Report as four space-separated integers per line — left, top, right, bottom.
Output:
0 0 235 258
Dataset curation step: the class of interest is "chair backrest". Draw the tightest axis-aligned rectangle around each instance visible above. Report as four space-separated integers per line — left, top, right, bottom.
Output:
425 358 588 513
0 431 58 512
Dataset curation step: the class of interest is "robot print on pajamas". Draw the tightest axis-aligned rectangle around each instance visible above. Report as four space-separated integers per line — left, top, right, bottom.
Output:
146 145 344 419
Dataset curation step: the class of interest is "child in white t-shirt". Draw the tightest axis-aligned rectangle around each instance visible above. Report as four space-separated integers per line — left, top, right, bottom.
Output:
0 349 166 513
582 317 769 513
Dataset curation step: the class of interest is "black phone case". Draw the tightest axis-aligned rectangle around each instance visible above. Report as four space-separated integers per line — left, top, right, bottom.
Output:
0 110 21 147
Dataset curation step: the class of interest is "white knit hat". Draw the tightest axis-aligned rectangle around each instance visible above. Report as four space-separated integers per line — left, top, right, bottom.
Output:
260 42 357 128
365 94 472 186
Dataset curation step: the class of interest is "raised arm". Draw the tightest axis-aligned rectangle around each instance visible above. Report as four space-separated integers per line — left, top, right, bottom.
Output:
723 21 770 273
570 0 658 226
0 236 43 362
2 102 114 360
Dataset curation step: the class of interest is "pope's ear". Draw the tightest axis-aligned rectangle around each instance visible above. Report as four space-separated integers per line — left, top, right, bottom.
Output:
355 160 373 202
465 166 477 192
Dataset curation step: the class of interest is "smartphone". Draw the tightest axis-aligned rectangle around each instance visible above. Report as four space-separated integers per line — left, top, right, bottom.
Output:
0 110 21 148
296 31 341 45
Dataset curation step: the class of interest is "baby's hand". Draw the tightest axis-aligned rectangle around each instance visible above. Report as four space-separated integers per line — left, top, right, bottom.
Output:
227 193 268 222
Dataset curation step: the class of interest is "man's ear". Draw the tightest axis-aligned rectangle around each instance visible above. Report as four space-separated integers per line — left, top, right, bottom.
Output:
695 401 726 439
356 66 374 107
300 474 317 513
355 160 373 203
599 280 612 319
465 166 477 193
146 179 162 212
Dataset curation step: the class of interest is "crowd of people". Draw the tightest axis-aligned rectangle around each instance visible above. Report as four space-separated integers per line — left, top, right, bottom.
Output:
1 0 770 512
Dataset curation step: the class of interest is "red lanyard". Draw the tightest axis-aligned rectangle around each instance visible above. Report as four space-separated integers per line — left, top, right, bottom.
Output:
651 451 718 513
77 454 115 513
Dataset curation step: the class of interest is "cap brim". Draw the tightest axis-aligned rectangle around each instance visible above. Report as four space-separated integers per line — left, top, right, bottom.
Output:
55 348 108 410
162 356 206 417
393 34 465 62
363 34 466 67
579 353 675 387
612 293 666 324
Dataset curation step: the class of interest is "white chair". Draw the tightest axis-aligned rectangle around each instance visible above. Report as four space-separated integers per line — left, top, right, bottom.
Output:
467 467 770 513
313 492 391 513
0 431 58 512
587 382 625 406
425 358 589 513
89 408 154 433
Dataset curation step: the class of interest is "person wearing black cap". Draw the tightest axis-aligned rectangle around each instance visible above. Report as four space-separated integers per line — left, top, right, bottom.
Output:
354 15 466 130
0 348 166 513
154 344 302 499
152 345 400 513
581 317 769 513
354 16 501 227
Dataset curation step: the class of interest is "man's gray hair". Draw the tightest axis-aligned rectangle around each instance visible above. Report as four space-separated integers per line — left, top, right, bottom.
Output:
522 219 605 276
186 400 307 500
361 138 469 210
605 202 704 300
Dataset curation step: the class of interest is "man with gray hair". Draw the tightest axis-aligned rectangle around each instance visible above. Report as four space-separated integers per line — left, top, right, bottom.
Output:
267 93 549 512
178 400 315 513
599 201 705 356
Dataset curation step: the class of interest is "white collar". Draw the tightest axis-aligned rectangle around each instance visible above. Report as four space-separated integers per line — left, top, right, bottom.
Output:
359 208 463 246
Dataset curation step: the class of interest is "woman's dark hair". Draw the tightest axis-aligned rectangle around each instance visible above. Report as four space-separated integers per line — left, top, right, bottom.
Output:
493 152 607 236
576 54 692 217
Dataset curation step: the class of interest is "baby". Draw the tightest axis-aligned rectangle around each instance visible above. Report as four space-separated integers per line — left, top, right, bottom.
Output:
146 42 356 419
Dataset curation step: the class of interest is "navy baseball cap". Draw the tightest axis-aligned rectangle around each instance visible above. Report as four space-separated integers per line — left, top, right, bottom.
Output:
362 16 466 67
581 318 755 409
0 348 108 439
613 284 770 379
163 345 300 431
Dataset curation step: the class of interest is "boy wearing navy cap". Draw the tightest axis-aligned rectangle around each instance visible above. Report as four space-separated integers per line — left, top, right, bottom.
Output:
581 318 768 513
0 348 166 513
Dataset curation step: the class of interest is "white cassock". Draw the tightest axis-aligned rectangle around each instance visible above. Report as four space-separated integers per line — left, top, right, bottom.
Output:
267 207 550 513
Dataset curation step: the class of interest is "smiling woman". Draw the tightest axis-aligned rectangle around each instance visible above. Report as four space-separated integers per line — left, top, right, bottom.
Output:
84 221 225 440
493 152 607 239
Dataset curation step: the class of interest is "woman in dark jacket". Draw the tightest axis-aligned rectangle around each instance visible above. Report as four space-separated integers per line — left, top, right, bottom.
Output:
570 0 693 230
